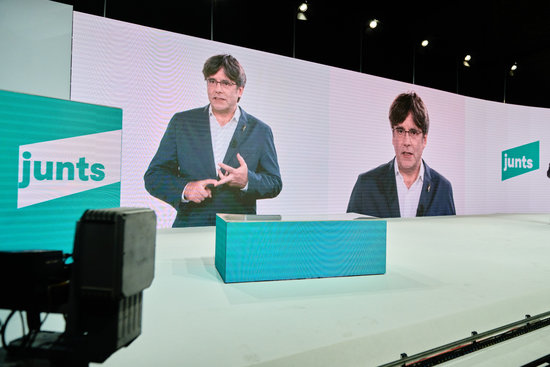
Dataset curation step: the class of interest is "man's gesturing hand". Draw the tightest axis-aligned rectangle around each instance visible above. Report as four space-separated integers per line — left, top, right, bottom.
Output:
184 178 219 203
216 153 248 189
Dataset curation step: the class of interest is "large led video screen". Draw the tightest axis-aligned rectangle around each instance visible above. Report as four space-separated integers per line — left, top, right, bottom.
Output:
70 12 550 228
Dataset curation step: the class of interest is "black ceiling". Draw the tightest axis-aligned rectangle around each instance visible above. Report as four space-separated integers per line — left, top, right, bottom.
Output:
59 0 550 109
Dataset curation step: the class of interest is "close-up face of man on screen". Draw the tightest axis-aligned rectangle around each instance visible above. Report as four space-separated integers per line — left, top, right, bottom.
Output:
203 55 245 120
347 91 455 218
389 92 429 186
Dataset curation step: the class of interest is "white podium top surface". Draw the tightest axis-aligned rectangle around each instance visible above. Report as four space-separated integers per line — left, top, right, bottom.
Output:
217 213 376 222
97 213 550 367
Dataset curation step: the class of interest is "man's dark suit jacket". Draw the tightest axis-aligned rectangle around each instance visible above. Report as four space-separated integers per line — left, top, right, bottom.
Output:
347 158 455 218
144 105 282 227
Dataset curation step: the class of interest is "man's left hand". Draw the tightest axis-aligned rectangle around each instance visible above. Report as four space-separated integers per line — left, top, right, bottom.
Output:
216 153 248 189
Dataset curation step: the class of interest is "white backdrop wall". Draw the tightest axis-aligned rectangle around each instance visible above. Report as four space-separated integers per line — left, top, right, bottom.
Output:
70 12 550 228
465 100 550 214
0 0 72 99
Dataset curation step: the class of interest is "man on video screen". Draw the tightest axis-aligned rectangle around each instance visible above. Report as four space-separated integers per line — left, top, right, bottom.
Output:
347 91 455 218
144 54 282 227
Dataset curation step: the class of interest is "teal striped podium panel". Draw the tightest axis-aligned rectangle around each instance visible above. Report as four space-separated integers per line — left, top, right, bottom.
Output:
215 213 386 283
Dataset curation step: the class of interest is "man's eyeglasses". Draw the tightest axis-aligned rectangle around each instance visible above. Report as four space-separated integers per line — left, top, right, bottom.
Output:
206 78 237 89
392 127 423 139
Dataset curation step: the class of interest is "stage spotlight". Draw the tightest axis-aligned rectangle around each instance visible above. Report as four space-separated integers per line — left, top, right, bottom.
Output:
509 62 518 76
298 2 308 12
297 12 307 21
421 40 429 47
369 19 379 29
463 54 472 67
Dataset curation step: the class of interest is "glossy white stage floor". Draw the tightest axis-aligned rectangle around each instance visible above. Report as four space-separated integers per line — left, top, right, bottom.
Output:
97 213 550 367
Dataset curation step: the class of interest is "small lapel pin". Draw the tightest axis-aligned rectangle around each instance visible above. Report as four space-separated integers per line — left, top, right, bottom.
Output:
242 124 246 132
427 184 431 192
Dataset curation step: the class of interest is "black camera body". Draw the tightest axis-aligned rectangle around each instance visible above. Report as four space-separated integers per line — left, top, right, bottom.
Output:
0 207 156 366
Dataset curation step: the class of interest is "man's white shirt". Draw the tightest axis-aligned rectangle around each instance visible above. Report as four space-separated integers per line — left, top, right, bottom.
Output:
209 106 240 173
394 158 424 218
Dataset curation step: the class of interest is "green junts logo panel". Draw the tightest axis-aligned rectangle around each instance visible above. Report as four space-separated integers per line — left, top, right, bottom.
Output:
501 141 540 181
0 89 122 253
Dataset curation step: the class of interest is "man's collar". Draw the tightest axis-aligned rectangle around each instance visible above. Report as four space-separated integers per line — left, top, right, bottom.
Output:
393 157 425 183
208 105 241 124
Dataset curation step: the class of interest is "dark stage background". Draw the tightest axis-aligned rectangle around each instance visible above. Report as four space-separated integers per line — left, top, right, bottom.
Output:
58 0 550 109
